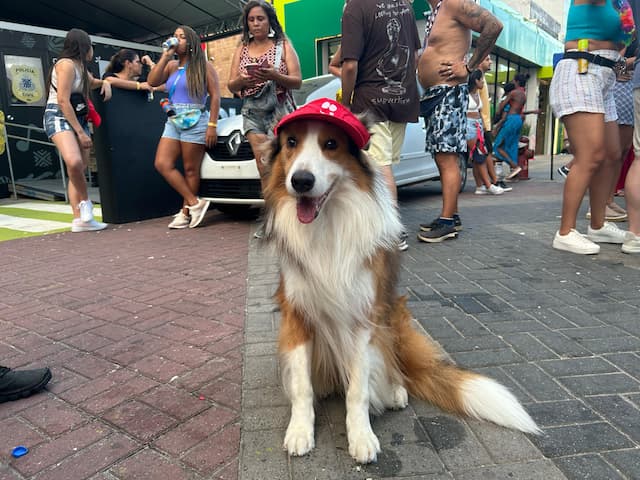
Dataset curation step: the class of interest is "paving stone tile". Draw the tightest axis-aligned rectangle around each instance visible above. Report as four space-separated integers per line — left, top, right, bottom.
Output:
109 447 197 480
32 433 138 480
537 357 618 377
154 406 238 456
452 459 567 480
416 414 492 470
19 397 87 436
603 449 640 480
532 331 593 357
585 395 640 443
12 423 111 477
553 454 625 480
198 378 242 410
501 363 570 401
558 373 640 396
524 400 600 428
603 352 640 379
103 400 177 441
529 423 634 457
450 348 524 369
138 385 209 420
467 421 543 463
501 333 558 361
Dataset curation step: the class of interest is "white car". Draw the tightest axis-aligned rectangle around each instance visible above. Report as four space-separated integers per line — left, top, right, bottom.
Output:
199 75 467 215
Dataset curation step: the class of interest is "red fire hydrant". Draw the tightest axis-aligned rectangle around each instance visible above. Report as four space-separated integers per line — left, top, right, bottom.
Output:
517 136 535 180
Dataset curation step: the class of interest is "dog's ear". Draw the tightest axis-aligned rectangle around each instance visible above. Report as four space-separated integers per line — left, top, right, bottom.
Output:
355 111 375 150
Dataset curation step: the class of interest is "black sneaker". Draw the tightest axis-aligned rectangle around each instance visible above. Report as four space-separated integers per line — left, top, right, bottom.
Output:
417 223 458 243
419 215 462 232
0 366 52 403
557 165 570 179
496 181 512 192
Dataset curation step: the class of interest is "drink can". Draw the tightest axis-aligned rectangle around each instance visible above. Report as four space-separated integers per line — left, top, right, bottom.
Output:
147 90 154 102
577 39 589 74
162 37 179 50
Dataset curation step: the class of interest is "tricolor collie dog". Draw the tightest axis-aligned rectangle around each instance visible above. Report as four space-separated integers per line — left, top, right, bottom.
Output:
262 98 540 464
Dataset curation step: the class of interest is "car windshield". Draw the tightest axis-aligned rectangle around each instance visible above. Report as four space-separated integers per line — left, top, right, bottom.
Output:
293 75 338 105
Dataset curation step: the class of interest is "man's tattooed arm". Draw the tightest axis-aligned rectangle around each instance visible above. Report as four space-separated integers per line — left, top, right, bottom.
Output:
457 0 503 70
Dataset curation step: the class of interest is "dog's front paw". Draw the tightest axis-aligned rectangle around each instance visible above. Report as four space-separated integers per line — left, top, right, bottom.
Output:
391 385 408 410
283 419 315 456
348 427 381 463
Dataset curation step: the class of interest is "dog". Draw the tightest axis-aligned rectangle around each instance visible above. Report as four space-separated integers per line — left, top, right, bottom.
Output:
261 98 540 464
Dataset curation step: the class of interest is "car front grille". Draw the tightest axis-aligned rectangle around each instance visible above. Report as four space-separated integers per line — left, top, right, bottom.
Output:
206 136 254 161
199 179 263 199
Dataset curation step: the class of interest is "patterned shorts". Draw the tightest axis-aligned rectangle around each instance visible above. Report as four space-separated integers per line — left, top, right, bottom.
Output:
550 49 619 123
424 84 469 154
613 79 633 126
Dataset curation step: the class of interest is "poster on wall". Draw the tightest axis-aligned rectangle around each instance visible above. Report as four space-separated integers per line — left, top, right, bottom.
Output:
4 55 46 107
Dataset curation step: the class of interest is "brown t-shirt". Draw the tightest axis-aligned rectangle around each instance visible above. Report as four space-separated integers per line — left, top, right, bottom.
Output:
341 0 420 122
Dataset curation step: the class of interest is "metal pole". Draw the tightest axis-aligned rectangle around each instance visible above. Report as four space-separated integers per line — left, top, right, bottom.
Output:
3 123 18 199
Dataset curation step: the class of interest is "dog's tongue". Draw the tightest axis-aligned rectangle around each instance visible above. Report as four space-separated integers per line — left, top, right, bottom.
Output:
296 197 317 224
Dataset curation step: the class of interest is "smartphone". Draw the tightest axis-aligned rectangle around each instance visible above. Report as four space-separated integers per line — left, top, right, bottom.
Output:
246 63 262 76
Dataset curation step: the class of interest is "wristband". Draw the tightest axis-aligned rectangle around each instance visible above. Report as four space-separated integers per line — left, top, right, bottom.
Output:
136 81 140 90
207 122 217 127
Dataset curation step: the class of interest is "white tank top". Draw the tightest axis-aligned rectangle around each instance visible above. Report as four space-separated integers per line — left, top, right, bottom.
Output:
47 59 83 105
468 92 482 114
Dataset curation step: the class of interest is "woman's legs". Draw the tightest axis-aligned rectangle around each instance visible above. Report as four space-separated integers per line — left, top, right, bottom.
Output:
589 120 621 230
154 138 198 209
180 141 206 205
50 131 88 218
559 113 607 235
625 156 640 234
247 132 270 182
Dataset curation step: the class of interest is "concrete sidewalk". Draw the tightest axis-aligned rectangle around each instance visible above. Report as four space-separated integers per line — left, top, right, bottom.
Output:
1 154 639 479
241 155 640 480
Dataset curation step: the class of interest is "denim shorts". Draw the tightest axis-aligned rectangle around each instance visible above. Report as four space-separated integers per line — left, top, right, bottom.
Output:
466 118 482 141
161 104 209 145
43 103 90 139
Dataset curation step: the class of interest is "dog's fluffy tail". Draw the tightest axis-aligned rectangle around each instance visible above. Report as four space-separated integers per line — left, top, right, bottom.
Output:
392 299 541 435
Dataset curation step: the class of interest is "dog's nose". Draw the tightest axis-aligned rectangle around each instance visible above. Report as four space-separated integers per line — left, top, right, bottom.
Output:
291 171 315 193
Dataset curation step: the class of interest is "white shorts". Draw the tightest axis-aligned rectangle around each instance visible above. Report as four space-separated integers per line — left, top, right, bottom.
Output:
550 50 619 123
366 121 407 167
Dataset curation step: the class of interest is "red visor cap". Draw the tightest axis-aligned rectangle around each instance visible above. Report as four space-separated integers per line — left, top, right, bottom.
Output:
274 98 370 150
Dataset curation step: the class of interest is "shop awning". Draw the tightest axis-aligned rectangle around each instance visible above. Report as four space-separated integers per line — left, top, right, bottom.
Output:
479 0 564 68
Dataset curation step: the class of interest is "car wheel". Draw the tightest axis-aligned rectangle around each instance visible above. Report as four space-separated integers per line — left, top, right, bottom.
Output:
458 153 468 192
214 204 260 219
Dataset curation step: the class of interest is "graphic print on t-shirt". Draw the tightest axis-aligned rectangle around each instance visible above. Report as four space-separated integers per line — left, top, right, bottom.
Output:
376 18 410 95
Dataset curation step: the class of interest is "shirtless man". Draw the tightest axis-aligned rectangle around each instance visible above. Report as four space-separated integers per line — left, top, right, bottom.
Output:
417 0 502 243
494 73 539 178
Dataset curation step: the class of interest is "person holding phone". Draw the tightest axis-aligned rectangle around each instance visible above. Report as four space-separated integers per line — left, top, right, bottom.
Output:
227 1 301 180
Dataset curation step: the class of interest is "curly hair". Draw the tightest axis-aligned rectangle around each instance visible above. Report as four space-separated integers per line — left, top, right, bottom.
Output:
240 1 285 44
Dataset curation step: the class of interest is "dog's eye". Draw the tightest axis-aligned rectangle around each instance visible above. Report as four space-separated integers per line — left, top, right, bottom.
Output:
287 136 297 148
324 139 337 150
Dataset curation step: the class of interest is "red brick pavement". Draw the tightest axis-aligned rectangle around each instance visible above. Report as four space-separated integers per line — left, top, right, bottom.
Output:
0 212 249 480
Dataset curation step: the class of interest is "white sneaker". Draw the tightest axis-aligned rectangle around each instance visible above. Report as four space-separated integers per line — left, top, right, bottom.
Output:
188 198 210 228
552 229 600 254
488 184 504 195
71 218 107 232
474 185 487 195
78 200 94 222
168 211 191 229
587 222 626 244
621 231 640 254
